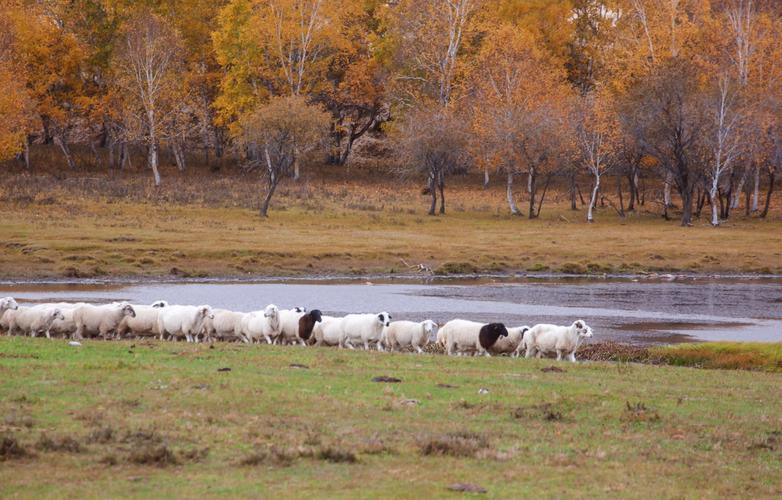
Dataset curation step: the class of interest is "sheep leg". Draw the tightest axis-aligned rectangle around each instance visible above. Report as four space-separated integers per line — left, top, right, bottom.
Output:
556 350 562 361
525 346 535 359
568 352 577 363
416 346 424 354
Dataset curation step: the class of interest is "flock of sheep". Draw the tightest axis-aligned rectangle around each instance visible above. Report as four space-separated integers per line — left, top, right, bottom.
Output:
0 296 594 362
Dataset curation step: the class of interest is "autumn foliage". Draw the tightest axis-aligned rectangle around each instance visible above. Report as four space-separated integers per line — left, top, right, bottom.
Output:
0 0 780 221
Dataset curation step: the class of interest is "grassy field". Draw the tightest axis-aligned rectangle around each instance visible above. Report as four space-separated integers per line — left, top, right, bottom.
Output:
1 167 781 279
1 337 781 497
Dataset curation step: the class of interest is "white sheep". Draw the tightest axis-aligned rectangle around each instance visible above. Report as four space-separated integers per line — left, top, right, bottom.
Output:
440 319 509 357
278 307 307 345
435 327 448 347
491 326 530 356
6 306 65 337
0 297 20 333
157 305 214 343
340 312 391 350
203 308 246 342
116 300 169 339
73 302 137 340
384 319 437 353
35 303 83 339
311 315 343 347
521 320 593 362
240 304 281 344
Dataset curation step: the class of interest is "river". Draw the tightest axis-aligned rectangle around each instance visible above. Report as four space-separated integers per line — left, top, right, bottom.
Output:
1 277 781 344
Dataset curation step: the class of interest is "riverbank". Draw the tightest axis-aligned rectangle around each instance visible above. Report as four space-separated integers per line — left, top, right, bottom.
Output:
1 196 781 279
1 336 780 497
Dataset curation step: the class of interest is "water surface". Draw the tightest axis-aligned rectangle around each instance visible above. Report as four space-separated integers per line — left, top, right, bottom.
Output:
1 277 780 344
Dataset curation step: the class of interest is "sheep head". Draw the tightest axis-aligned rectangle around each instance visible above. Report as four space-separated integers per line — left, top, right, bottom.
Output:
310 309 322 323
479 322 509 349
377 312 391 328
0 297 19 311
573 320 593 338
121 303 136 318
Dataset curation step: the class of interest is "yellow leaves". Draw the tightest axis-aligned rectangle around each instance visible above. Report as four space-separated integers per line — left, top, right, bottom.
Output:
0 65 35 161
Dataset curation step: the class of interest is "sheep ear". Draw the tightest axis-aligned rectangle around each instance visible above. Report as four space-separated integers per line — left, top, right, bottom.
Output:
575 321 583 329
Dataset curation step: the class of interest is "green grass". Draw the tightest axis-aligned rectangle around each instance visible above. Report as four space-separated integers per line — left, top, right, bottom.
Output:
654 342 782 372
1 337 781 497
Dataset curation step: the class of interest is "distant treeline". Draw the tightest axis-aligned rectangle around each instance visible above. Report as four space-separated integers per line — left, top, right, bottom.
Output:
0 1 780 222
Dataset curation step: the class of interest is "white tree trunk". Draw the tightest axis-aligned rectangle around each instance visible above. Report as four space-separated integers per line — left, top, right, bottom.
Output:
506 170 519 215
663 171 672 207
751 165 760 212
149 143 161 186
483 167 489 189
731 169 747 208
147 108 161 186
710 181 720 226
173 142 186 172
587 172 600 222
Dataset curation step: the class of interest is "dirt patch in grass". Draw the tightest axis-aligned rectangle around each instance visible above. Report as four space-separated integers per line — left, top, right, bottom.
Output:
512 403 567 422
240 443 359 467
86 426 115 444
128 444 178 466
622 401 661 423
419 431 491 458
36 434 83 453
3 412 35 429
316 446 358 463
0 435 32 461
577 342 660 363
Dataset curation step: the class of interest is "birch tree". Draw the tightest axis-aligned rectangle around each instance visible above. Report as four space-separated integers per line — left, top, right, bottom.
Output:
704 75 743 226
470 25 572 216
111 12 185 186
574 91 617 222
389 0 480 107
238 95 330 217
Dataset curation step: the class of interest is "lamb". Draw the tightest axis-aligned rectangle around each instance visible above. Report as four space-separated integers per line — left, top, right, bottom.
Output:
157 305 214 343
73 302 137 340
278 307 308 345
384 319 437 353
340 312 391 350
440 319 509 357
521 320 593 362
202 308 246 343
310 315 343 347
116 300 169 339
490 326 530 356
240 304 281 344
6 306 65 337
296 309 322 344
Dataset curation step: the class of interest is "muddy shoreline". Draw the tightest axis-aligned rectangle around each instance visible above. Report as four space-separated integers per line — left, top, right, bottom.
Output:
2 271 782 286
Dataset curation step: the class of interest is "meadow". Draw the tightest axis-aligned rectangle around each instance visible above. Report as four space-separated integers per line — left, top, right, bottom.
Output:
1 163 781 279
1 336 781 497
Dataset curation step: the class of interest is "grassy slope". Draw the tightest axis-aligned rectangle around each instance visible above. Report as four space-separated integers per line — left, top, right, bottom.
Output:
1 198 781 279
1 337 780 497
